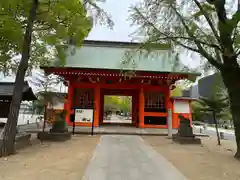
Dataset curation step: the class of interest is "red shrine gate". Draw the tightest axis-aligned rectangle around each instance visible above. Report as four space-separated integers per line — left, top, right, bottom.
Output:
42 40 200 129
43 67 191 129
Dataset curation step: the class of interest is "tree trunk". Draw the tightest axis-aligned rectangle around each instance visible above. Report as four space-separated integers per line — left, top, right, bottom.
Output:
213 110 221 145
42 104 47 132
221 62 240 159
0 0 39 157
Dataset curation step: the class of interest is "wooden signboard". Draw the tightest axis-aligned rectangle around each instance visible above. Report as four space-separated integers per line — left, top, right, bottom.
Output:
75 109 93 123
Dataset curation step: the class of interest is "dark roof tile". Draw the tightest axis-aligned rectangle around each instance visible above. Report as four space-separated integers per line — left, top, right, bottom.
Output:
0 81 37 101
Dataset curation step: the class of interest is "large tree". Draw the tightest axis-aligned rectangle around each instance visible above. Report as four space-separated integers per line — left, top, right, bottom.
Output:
130 0 240 158
0 0 112 156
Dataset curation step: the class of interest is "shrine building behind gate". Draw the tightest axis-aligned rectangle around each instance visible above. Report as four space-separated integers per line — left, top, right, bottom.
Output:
42 40 200 129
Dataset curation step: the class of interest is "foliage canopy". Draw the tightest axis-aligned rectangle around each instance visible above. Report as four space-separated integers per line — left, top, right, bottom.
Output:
0 0 113 74
130 0 240 70
104 96 132 113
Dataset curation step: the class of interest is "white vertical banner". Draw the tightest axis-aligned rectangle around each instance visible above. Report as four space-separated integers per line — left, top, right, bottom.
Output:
173 101 190 113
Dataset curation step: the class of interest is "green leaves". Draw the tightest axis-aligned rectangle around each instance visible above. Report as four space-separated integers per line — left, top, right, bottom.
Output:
129 0 240 71
104 96 132 112
192 3 215 20
191 80 230 121
43 35 58 45
148 43 172 50
189 22 198 34
196 92 229 116
0 3 24 70
35 0 92 66
55 44 67 66
0 0 112 74
228 11 240 35
170 86 182 96
192 96 228 122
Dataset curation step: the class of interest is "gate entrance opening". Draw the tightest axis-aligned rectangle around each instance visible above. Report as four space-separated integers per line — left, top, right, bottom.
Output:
102 95 132 125
99 88 138 127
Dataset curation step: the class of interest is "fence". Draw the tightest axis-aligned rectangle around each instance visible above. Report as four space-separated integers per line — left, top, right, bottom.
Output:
0 113 40 125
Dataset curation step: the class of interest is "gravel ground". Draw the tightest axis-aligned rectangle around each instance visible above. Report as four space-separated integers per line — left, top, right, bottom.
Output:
143 136 240 180
0 135 100 180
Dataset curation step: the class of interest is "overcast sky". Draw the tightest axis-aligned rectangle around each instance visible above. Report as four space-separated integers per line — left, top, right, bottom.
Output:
86 0 201 68
87 0 138 42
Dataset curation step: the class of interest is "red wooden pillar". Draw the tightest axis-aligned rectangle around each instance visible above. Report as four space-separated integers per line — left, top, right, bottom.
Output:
94 86 100 127
139 88 145 128
66 82 74 125
99 91 104 124
132 94 135 125
132 93 137 126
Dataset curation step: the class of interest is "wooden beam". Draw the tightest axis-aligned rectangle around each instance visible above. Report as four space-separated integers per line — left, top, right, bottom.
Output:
66 81 74 125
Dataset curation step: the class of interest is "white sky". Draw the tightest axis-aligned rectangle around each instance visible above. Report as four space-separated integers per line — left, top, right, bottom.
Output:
87 0 201 67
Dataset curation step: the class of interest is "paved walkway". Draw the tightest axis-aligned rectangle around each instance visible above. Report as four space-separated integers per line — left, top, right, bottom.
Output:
82 135 188 180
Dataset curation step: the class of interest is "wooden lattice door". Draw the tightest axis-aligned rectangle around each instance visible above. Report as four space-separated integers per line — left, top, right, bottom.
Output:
73 88 94 109
144 92 166 112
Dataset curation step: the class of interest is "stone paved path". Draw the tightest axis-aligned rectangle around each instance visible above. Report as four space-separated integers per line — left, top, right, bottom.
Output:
82 135 188 180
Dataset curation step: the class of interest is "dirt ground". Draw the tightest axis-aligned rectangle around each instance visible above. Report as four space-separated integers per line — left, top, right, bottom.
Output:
143 136 240 180
0 135 99 180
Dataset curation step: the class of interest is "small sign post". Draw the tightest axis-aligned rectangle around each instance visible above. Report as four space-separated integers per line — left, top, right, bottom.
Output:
91 113 95 136
70 109 75 135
